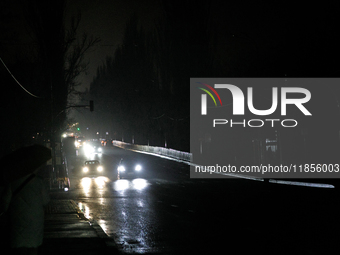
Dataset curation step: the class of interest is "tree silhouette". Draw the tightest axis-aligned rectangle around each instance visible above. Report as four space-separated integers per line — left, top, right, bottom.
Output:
87 2 215 151
0 0 99 155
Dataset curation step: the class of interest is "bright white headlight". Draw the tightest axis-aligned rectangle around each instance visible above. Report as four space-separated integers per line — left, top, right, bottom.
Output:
84 145 94 154
97 166 103 172
98 147 102 152
83 167 89 172
118 166 125 172
135 164 142 171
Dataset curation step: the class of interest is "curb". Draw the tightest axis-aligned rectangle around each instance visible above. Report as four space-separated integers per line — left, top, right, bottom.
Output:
90 220 117 247
70 200 118 248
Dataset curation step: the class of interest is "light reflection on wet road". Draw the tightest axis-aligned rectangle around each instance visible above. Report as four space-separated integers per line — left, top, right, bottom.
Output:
74 171 160 253
62 146 340 254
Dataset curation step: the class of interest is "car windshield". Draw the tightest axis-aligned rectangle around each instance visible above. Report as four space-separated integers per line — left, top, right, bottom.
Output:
85 161 99 165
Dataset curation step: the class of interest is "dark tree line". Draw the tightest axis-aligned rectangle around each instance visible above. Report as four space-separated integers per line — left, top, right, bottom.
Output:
87 1 217 151
85 1 295 151
0 0 98 156
84 0 340 159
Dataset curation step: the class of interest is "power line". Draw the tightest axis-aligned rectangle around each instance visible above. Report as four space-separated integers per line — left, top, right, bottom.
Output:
0 56 43 98
150 113 188 121
150 113 165 119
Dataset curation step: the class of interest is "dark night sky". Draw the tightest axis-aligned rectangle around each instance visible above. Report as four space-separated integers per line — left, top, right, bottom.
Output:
65 0 161 93
1 0 340 157
2 1 340 132
68 1 338 88
3 1 339 94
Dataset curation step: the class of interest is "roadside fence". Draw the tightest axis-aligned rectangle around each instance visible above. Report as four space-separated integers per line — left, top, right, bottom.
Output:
112 140 192 162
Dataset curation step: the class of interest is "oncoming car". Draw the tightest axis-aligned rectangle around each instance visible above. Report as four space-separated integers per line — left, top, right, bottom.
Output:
83 142 102 155
82 160 104 177
117 157 143 179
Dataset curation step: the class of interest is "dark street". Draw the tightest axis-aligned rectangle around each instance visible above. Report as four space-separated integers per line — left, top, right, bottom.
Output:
49 145 339 254
1 2 340 254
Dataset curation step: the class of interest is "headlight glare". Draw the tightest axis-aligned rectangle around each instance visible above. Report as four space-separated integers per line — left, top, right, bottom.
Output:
135 164 142 171
83 167 89 172
97 166 103 172
84 145 94 154
118 166 125 172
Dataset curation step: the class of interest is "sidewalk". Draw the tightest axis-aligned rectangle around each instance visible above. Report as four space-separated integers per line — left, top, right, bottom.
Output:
40 199 119 255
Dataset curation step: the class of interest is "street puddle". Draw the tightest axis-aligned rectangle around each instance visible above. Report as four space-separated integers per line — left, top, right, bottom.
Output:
80 176 110 197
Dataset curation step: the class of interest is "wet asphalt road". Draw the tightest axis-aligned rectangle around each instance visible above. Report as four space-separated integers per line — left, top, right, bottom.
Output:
52 145 340 254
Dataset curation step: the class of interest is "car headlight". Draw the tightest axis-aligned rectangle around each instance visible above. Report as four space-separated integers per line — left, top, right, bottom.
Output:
118 166 125 172
83 167 89 172
98 147 102 152
84 145 94 154
97 166 103 172
135 164 142 171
